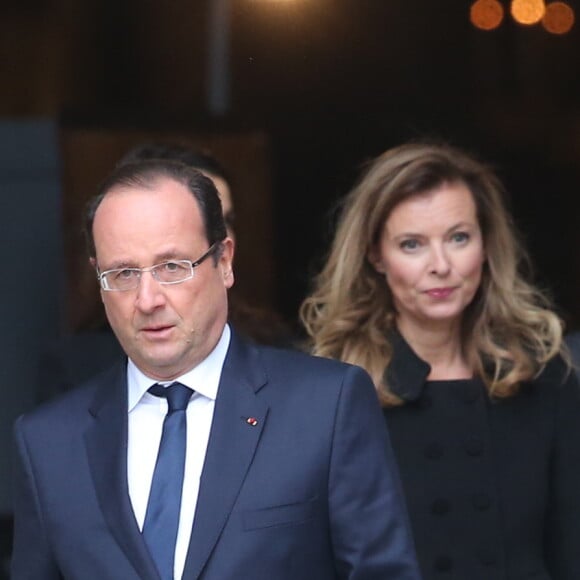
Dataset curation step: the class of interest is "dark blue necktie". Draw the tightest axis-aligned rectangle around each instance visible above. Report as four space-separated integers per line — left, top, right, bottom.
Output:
143 382 193 580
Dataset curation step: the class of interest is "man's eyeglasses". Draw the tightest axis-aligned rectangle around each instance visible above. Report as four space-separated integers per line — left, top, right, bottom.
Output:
97 243 220 292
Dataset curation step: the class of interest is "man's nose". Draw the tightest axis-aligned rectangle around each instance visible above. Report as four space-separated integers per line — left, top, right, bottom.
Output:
134 271 166 312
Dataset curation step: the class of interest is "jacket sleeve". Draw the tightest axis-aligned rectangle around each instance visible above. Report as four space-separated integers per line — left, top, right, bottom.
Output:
11 415 62 580
327 364 422 580
545 364 580 580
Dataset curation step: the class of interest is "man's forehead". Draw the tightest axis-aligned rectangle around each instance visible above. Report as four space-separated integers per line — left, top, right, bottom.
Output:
94 179 204 238
92 182 207 263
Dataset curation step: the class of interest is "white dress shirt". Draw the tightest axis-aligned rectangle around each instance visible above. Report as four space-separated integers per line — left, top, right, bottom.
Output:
127 324 231 580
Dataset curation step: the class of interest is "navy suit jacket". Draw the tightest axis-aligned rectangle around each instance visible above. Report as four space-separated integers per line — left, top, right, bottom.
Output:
12 332 420 579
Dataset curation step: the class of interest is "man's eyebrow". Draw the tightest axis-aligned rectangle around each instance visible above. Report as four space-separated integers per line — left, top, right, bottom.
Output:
155 250 186 262
101 251 185 271
101 259 138 271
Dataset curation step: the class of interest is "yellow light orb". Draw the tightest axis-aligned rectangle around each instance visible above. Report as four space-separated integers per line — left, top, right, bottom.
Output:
511 0 546 25
470 0 505 30
542 1 575 33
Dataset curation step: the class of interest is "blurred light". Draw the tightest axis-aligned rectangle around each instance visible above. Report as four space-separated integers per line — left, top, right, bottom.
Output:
542 1 575 33
470 0 505 30
510 0 546 24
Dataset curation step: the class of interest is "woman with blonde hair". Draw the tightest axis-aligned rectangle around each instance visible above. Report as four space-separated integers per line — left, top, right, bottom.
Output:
301 142 580 580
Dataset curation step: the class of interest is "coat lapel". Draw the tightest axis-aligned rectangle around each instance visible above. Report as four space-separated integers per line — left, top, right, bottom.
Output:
182 333 269 579
84 360 161 580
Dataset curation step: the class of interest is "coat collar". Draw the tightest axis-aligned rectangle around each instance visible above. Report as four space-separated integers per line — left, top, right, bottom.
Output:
384 330 431 402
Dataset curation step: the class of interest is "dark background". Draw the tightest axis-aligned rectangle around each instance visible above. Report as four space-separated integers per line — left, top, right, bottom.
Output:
2 0 580 324
1 0 580 573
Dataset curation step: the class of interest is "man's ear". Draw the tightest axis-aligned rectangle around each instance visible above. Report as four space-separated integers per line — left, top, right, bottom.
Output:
220 238 235 289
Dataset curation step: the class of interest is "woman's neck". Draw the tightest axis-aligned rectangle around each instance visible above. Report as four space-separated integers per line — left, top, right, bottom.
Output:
396 317 472 380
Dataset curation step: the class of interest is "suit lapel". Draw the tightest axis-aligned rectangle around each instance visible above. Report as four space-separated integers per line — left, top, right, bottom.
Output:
84 360 161 580
182 333 269 579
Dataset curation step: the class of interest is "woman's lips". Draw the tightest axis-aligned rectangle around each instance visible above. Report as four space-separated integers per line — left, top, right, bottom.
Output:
425 287 456 299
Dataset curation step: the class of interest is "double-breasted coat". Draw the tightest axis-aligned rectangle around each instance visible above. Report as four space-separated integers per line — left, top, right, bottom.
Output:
384 332 580 580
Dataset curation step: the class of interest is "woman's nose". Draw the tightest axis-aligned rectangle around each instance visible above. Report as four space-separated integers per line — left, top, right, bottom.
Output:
429 245 451 276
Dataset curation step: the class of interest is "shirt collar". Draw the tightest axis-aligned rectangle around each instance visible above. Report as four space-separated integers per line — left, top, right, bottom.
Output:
127 324 231 412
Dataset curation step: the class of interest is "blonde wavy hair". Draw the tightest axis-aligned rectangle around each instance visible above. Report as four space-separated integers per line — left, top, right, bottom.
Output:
300 142 565 406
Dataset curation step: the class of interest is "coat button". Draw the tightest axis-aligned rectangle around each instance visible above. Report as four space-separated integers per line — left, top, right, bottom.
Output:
464 437 484 457
472 493 491 511
424 443 444 459
431 498 451 515
434 555 453 572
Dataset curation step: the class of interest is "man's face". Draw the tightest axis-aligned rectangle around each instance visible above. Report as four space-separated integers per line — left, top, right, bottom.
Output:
92 177 234 380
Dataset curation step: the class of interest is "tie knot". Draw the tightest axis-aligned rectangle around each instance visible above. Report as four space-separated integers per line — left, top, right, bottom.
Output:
149 382 193 413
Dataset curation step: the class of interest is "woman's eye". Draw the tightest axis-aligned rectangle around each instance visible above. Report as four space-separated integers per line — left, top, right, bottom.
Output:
400 239 420 251
450 232 469 244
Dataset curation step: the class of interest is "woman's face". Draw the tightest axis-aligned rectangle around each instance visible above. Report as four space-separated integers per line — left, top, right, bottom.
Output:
368 181 485 333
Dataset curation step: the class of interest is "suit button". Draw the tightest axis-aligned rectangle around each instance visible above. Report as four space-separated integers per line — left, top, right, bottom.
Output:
434 555 453 572
472 493 491 511
424 443 444 459
464 437 484 457
431 499 451 515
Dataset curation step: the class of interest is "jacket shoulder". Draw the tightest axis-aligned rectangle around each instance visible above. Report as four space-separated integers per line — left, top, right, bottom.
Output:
18 361 124 432
255 342 371 382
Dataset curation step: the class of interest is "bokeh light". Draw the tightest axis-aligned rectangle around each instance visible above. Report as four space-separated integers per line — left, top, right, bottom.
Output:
470 0 505 30
542 1 575 34
510 0 546 25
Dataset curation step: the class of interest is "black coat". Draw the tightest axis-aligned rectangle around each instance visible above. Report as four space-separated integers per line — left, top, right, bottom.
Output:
384 332 580 580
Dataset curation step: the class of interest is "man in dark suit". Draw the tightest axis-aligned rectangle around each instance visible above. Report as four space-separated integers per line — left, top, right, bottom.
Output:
11 160 420 579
